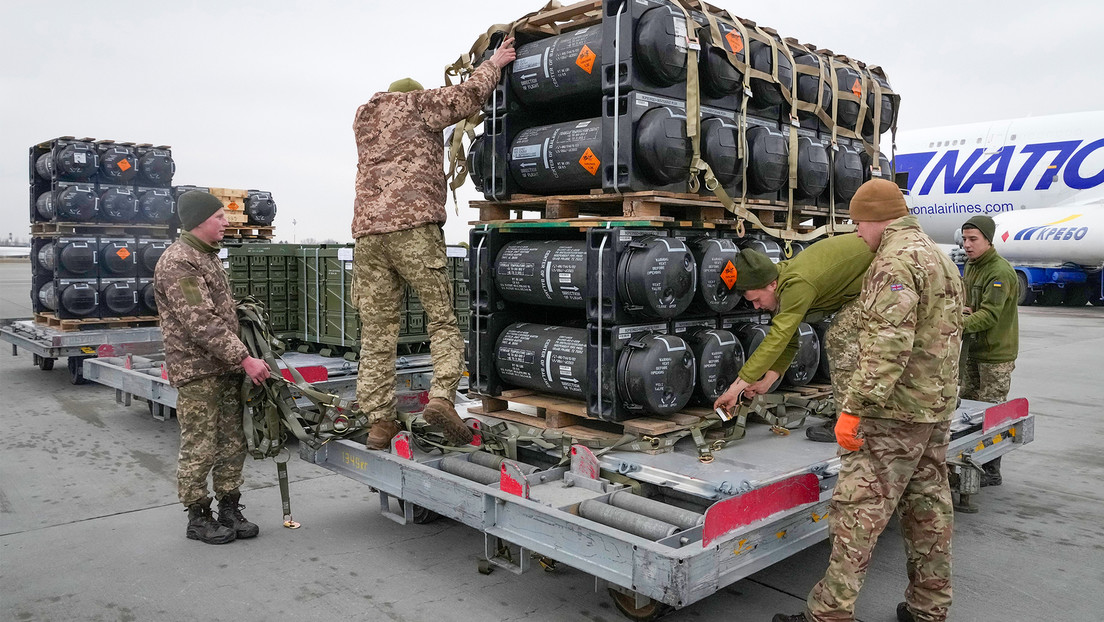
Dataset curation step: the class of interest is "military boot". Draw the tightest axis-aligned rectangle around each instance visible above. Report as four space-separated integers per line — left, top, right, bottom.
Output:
772 613 809 622
897 602 917 622
366 419 402 450
980 457 1002 487
217 491 259 539
186 499 236 544
422 398 473 445
805 419 836 442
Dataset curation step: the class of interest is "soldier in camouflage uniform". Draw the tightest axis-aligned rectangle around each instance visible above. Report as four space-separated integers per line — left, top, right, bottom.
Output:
959 215 1019 486
155 191 272 544
350 37 516 450
713 235 873 441
774 179 965 622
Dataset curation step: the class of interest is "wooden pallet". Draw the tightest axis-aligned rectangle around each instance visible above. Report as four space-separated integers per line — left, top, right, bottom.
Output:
515 0 602 36
223 225 274 239
31 221 173 237
471 190 850 232
34 313 159 331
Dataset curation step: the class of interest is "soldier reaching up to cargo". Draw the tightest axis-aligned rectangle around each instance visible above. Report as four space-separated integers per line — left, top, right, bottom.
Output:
712 235 873 441
774 179 965 622
350 37 516 450
154 190 271 545
959 214 1019 487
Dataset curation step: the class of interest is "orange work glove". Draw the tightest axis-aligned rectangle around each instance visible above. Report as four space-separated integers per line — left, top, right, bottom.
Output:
834 412 864 452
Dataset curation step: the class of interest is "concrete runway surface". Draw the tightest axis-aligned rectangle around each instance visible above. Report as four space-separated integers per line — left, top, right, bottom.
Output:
2 260 1103 622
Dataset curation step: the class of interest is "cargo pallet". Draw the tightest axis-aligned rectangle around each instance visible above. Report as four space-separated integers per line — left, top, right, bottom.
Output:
33 312 159 332
222 225 275 239
472 190 850 234
304 396 1033 620
30 221 173 237
1 317 162 385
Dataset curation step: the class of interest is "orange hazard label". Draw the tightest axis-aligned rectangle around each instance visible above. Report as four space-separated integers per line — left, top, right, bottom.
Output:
725 31 744 54
117 159 132 172
579 147 600 175
227 200 242 211
851 78 862 98
116 247 131 260
576 45 596 74
721 261 738 289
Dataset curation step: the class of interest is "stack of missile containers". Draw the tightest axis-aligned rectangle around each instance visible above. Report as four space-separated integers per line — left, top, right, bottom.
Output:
29 137 177 322
172 184 278 233
466 0 893 422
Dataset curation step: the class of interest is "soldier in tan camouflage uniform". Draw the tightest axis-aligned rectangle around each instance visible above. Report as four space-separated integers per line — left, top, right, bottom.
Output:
774 179 965 622
350 37 516 450
155 191 272 544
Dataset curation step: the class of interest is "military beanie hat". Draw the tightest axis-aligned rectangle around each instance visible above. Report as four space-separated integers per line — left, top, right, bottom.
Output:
732 249 779 291
177 190 224 231
388 77 424 93
849 178 909 222
962 214 996 243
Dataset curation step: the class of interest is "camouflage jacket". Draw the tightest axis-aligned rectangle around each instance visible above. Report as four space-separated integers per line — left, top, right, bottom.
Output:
963 246 1019 363
154 232 248 387
351 61 501 238
739 234 874 383
840 216 965 423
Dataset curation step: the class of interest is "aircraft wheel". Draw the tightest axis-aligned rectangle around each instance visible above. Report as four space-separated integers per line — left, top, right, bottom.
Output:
1063 284 1089 307
1038 286 1063 306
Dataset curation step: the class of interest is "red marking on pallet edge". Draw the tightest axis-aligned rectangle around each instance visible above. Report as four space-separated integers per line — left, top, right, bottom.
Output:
279 366 328 384
702 473 820 548
983 398 1029 433
500 462 529 498
392 432 414 460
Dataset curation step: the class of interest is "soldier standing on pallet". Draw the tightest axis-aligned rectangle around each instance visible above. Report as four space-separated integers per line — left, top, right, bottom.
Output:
774 179 965 622
350 37 516 450
959 215 1019 487
155 190 271 544
712 235 874 441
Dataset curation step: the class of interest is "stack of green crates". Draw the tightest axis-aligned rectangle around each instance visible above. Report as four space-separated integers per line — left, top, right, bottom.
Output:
227 243 468 353
225 243 300 333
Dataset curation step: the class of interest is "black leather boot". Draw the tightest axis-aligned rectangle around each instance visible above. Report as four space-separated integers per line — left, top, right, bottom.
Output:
187 498 236 544
217 491 260 539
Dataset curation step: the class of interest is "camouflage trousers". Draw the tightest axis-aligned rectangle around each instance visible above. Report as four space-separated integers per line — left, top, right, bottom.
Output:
176 374 247 507
959 357 1015 403
352 223 464 423
824 299 863 402
806 418 954 622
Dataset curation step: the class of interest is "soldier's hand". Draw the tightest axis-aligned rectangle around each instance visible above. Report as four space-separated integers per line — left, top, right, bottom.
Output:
242 356 272 386
745 371 780 398
713 378 749 412
490 36 517 69
834 412 864 452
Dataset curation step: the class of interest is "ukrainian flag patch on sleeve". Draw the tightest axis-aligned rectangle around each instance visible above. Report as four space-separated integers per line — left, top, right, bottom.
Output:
993 281 1003 288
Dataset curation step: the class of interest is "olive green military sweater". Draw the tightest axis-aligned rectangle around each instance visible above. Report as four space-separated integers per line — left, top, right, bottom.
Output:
738 235 874 383
963 246 1019 363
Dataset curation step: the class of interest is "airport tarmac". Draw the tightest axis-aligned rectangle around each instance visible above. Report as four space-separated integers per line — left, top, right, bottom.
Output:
2 259 1103 622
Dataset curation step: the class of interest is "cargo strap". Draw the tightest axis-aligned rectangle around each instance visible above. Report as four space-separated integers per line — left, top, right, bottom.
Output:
236 298 368 526
670 0 851 242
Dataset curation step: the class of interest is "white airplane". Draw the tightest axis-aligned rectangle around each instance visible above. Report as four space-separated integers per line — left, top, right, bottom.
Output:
894 111 1104 305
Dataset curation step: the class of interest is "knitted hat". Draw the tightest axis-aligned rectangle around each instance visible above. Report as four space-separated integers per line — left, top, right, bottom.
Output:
732 249 779 291
849 178 909 222
388 77 424 93
962 215 996 243
177 191 224 231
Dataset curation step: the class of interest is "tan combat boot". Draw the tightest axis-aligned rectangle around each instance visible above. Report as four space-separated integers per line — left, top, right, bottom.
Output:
366 419 402 450
422 398 473 445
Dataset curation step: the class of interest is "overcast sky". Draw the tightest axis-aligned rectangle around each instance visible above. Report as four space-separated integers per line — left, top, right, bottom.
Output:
2 0 1101 245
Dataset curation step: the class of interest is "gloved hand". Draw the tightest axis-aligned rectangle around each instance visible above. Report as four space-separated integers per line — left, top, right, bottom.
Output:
834 412 864 452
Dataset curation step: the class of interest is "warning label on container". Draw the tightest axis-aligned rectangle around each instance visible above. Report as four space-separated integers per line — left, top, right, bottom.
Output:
721 261 738 289
227 201 242 211
576 45 596 74
579 148 600 175
116 247 131 261
851 78 862 98
725 30 744 54
117 159 132 171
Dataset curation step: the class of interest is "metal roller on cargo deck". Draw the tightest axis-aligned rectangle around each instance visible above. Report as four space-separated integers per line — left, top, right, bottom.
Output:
608 491 704 530
578 499 679 541
467 451 541 475
440 456 501 486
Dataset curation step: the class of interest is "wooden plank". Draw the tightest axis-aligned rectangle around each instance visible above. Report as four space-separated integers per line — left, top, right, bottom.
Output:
525 0 601 26
626 199 662 219
467 406 622 442
544 409 583 428
544 199 579 219
621 417 682 435
507 393 590 417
